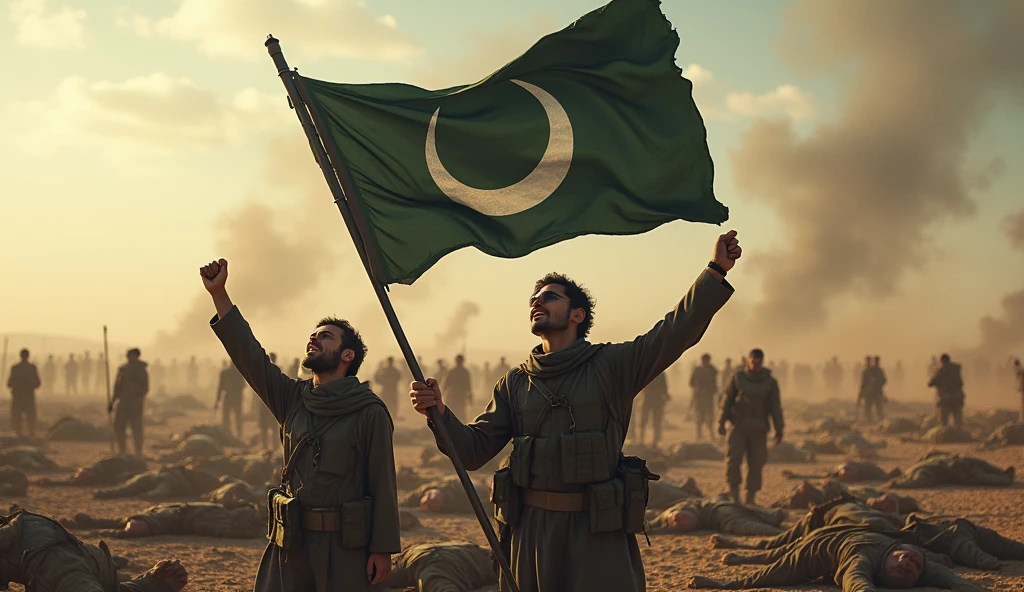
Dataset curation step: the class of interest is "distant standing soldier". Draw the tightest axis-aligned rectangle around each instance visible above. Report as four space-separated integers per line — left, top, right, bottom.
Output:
42 354 56 395
7 349 41 437
689 354 718 441
187 356 199 392
289 357 301 379
639 371 670 447
80 352 93 394
718 348 784 506
94 352 106 390
1014 358 1022 424
109 348 149 456
215 360 246 438
254 352 281 449
442 354 473 420
928 353 965 429
64 353 79 395
858 356 887 422
374 356 402 420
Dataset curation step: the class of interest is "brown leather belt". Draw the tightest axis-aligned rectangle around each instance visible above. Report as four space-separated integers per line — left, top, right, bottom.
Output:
302 509 343 532
523 488 586 512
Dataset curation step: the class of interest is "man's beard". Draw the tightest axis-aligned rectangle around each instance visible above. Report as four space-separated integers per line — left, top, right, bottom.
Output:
531 311 570 336
302 348 343 374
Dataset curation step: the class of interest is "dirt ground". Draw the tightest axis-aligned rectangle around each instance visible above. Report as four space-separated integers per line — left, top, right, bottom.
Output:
5 395 1023 592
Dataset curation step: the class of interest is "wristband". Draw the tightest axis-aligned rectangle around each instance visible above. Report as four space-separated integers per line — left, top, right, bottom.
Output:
707 261 727 277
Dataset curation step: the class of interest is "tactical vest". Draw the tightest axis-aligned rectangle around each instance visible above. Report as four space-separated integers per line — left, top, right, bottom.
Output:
728 372 776 432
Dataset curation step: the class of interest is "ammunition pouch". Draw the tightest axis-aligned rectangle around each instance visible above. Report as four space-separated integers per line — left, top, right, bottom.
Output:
619 455 660 534
509 436 534 487
561 430 610 484
340 497 373 549
587 478 624 533
491 467 523 528
267 487 303 550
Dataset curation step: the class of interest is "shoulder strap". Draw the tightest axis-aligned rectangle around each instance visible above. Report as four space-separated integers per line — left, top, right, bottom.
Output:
280 434 309 485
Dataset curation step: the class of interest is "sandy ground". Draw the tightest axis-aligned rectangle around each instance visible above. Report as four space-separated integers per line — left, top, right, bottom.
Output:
4 395 1023 592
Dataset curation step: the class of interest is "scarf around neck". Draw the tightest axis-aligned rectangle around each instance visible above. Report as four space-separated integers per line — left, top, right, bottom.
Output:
302 376 392 426
520 338 604 379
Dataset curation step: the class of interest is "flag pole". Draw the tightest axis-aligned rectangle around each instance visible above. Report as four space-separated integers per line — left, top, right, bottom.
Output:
265 36 520 592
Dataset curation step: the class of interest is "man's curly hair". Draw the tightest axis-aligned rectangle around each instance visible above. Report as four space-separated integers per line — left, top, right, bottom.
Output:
532 273 596 339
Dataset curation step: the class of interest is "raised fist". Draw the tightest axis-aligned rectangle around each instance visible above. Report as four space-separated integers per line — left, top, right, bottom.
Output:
712 230 741 273
200 259 228 294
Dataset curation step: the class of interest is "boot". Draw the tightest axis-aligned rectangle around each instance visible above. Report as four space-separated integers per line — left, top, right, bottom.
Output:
744 490 757 506
729 485 741 503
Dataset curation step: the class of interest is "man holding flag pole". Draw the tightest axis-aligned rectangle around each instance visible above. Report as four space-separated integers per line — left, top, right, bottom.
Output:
258 0 736 589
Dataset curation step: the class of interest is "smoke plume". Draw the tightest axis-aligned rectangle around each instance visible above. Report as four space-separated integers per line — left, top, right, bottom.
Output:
152 134 340 354
731 0 1024 332
972 208 1024 356
434 301 481 353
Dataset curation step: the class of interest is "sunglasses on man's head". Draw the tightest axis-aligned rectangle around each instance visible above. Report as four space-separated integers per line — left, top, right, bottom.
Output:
529 290 565 307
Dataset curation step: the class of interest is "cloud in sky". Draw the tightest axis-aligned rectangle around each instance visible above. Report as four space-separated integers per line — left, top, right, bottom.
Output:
130 0 420 61
9 0 86 50
682 63 713 86
730 0 1024 334
1004 209 1024 250
726 84 816 120
12 72 290 154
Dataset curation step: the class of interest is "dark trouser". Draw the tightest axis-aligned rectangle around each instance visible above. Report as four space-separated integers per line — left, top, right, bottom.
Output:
726 428 768 494
938 402 963 429
113 401 144 456
256 394 276 449
863 395 884 422
221 394 243 438
640 398 666 446
11 392 36 437
693 395 715 441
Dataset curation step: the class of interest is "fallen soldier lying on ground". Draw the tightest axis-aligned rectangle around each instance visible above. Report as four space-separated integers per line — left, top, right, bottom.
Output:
899 513 1024 571
687 524 988 591
93 465 221 499
37 454 148 487
647 498 786 536
886 452 1014 489
771 480 922 513
387 542 498 592
398 477 491 514
63 502 265 539
0 468 28 496
713 496 903 551
0 507 188 591
647 477 704 511
782 460 901 483
0 445 59 471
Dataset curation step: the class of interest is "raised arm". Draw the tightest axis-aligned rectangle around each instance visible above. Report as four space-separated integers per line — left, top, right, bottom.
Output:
601 232 739 402
413 374 515 471
201 259 299 422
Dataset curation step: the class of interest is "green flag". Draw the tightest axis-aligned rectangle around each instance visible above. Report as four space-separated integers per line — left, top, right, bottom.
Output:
300 0 727 285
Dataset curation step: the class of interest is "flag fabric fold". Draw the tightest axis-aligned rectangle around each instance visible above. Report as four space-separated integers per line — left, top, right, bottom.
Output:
300 0 727 285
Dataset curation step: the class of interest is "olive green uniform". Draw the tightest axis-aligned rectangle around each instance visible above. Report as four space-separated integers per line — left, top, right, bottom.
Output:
639 372 670 446
0 468 28 496
398 477 490 515
38 455 147 487
858 366 887 422
690 525 975 591
718 368 784 497
928 363 965 428
72 503 264 539
112 359 149 456
7 359 41 437
93 466 221 499
430 271 733 592
212 306 401 592
648 498 784 535
900 514 1024 571
0 509 173 591
887 453 1013 489
647 479 703 511
782 461 898 483
388 542 497 592
729 499 903 551
689 365 718 440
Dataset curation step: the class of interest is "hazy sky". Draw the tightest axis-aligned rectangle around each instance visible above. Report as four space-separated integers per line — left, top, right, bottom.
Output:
2 0 1022 369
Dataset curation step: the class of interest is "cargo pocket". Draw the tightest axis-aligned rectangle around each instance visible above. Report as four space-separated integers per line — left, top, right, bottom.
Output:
561 431 610 484
491 467 522 528
619 455 659 534
341 498 373 549
509 436 534 487
588 478 624 533
267 487 303 550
